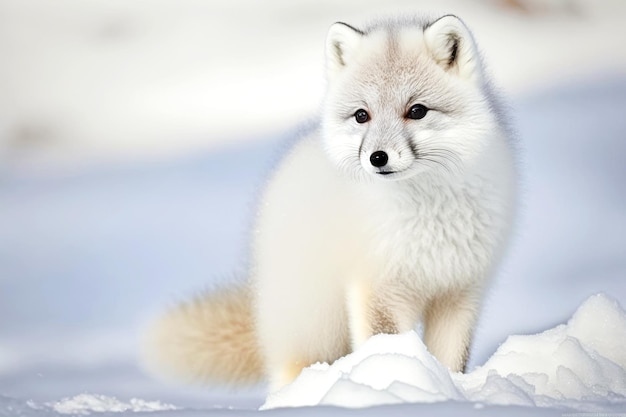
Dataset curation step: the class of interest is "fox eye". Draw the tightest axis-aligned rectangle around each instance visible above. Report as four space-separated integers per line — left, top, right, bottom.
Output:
354 109 370 124
407 104 429 120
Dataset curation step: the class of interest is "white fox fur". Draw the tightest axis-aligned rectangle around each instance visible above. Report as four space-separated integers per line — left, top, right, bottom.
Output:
143 15 517 393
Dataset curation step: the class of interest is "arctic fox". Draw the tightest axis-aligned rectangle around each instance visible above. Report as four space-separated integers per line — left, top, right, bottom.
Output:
144 15 516 392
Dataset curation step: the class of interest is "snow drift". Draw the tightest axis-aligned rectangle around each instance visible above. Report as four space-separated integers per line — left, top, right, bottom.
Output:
263 293 626 412
46 395 177 415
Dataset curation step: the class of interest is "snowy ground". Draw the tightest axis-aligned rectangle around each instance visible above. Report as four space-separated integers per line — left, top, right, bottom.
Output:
263 294 626 410
1 0 626 416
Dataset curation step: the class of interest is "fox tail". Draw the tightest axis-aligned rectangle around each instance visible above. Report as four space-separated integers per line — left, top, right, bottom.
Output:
142 283 264 385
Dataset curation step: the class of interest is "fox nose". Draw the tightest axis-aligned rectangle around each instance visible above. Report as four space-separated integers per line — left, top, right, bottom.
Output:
370 150 389 167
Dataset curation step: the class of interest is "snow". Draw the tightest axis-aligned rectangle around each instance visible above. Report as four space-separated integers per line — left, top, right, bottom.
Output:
263 294 626 411
46 395 178 415
1 0 626 416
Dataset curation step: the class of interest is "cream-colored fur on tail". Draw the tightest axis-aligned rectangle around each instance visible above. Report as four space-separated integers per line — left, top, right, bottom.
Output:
142 284 263 385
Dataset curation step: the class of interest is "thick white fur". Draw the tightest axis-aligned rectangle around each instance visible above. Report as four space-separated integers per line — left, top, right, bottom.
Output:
144 15 517 393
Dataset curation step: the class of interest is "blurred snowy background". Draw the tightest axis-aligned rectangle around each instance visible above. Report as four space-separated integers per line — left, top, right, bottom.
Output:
1 0 626 415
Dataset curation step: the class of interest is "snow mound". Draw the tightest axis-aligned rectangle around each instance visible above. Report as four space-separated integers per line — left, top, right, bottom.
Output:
262 294 626 411
45 394 178 415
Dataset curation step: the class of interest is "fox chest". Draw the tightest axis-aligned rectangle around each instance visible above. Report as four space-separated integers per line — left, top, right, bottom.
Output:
363 187 501 289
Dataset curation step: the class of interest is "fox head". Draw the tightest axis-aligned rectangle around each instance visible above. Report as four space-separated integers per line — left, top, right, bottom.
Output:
321 15 504 182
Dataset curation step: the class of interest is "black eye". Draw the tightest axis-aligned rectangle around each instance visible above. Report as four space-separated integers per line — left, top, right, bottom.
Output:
354 109 370 124
407 104 429 120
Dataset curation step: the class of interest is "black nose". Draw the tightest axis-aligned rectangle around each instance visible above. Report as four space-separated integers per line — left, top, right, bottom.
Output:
369 150 388 167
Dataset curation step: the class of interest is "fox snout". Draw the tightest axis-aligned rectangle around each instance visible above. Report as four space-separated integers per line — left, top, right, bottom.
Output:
368 150 397 177
360 144 417 179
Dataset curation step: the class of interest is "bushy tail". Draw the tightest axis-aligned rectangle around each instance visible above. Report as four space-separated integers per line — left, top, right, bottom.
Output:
142 284 264 385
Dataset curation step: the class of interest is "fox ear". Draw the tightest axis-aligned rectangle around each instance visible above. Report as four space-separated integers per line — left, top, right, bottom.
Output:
325 22 363 80
424 15 482 83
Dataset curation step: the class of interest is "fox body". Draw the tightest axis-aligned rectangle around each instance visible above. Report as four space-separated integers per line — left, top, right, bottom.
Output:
144 15 516 392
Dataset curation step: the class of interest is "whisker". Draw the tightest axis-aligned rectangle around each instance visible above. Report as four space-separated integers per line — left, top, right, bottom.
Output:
422 153 462 171
416 144 463 174
418 157 453 174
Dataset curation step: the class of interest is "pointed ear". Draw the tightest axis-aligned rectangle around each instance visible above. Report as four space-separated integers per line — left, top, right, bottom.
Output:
424 15 482 83
325 22 363 81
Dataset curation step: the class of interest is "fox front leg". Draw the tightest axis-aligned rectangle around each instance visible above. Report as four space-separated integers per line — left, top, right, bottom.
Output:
346 280 373 350
423 288 481 373
346 280 400 351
